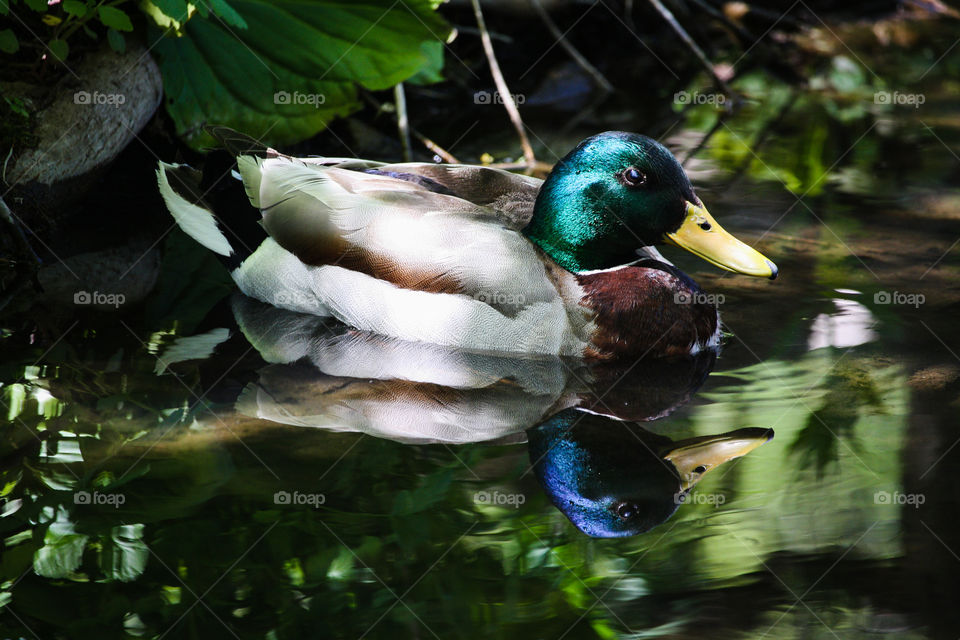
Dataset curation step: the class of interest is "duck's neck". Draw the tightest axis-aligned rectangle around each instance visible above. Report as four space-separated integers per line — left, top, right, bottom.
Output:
523 180 641 273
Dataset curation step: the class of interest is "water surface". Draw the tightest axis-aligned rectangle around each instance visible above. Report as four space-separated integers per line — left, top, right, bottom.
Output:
2 35 960 639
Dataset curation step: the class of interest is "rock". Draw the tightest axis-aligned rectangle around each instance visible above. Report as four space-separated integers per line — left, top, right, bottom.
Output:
34 236 163 310
2 41 163 214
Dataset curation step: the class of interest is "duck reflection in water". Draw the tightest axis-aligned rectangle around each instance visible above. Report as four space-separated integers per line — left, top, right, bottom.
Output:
226 295 774 537
529 410 772 537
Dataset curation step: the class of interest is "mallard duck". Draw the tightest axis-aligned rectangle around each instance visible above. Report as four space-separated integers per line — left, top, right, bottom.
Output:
157 129 777 359
528 410 773 537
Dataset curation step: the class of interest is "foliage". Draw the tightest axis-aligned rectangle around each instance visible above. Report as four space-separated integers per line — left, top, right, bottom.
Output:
0 94 37 154
674 21 960 199
0 0 140 59
148 0 450 147
0 0 450 147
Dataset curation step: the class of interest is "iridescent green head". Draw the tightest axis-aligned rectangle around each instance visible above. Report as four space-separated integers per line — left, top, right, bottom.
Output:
524 132 777 278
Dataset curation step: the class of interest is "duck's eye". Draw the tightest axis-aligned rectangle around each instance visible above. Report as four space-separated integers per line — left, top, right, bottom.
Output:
622 167 646 187
698 222 712 231
615 502 637 519
693 465 707 474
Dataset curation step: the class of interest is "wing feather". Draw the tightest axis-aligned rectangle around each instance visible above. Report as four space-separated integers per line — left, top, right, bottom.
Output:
240 157 559 315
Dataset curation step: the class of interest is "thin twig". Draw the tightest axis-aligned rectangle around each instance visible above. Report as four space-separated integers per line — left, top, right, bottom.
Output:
0 196 41 265
417 134 460 164
689 0 754 43
528 0 613 93
470 0 536 168
624 0 636 32
359 91 460 163
394 83 413 162
0 196 43 312
647 0 734 95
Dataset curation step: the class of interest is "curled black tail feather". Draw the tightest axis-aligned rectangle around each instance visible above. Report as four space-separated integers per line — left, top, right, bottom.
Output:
202 151 268 271
160 149 267 271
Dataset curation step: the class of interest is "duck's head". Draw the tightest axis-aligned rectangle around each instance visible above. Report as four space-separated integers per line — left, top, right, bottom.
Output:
525 132 777 278
527 409 773 538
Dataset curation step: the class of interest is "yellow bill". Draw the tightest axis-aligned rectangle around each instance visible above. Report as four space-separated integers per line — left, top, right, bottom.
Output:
665 201 778 279
663 427 773 492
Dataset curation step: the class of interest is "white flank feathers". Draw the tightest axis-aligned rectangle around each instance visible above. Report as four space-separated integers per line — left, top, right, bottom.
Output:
249 157 561 312
232 239 589 357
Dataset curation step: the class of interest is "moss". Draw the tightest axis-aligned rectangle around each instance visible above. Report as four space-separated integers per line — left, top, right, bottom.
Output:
0 94 38 159
0 93 40 278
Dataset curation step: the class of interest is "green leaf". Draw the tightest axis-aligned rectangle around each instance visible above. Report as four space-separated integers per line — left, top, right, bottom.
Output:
62 0 86 16
406 40 444 86
48 38 68 61
0 0 9 16
98 5 134 32
24 0 48 12
34 519 89 579
0 28 18 54
33 536 87 578
207 0 247 28
151 0 451 147
107 27 125 53
149 0 190 21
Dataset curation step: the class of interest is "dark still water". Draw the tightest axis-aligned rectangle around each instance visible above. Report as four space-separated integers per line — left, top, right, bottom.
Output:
3 47 960 640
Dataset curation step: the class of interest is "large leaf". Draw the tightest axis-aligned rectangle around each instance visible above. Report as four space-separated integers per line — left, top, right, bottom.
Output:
150 0 451 147
98 5 134 31
33 510 89 579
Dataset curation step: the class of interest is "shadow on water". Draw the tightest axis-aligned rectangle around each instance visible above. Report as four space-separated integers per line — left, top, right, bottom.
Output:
3 18 960 640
